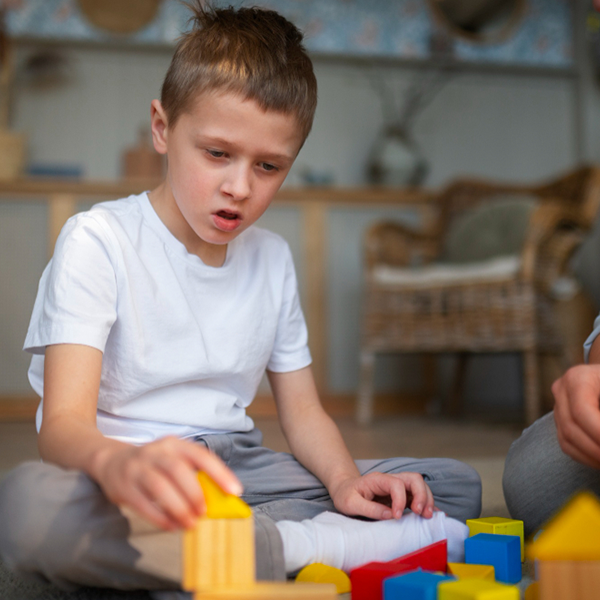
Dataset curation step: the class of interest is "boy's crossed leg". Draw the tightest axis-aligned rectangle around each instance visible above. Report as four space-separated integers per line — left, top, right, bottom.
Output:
199 428 482 523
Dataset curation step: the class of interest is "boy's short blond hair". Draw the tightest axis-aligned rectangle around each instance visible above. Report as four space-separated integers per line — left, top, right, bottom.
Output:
161 2 317 142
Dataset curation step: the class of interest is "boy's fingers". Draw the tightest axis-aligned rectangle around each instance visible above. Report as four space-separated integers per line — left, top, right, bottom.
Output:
424 485 435 517
415 482 435 518
140 471 197 529
352 494 397 520
386 477 409 519
396 474 429 517
128 486 179 531
157 457 206 517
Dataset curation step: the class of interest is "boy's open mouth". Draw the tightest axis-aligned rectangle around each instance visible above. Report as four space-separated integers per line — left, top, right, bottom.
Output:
216 210 240 220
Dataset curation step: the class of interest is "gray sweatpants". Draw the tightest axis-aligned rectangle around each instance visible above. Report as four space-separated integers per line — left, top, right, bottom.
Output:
503 411 600 536
0 428 481 592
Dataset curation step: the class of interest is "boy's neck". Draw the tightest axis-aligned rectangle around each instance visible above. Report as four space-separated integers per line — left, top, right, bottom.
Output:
148 183 228 268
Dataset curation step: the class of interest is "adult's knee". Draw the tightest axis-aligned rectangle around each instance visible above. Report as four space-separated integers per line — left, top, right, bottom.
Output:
502 425 538 523
502 411 586 536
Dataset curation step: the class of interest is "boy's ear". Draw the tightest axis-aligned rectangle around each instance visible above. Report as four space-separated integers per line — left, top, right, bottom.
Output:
150 99 169 155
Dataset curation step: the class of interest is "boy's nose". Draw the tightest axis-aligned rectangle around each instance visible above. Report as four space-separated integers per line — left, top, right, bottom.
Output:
221 165 251 201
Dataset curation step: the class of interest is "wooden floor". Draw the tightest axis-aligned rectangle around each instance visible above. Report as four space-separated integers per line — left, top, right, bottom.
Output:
0 412 524 517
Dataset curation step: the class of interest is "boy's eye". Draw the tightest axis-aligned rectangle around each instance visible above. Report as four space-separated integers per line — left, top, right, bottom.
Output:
260 162 278 172
207 149 225 158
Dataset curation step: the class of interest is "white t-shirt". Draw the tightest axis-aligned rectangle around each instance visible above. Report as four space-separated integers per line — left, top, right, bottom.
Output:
24 193 312 444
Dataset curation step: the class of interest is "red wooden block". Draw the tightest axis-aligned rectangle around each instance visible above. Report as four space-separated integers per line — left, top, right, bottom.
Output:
350 561 415 600
350 540 448 600
392 539 448 573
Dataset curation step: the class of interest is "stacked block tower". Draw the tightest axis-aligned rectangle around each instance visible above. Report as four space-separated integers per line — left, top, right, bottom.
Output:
183 472 336 599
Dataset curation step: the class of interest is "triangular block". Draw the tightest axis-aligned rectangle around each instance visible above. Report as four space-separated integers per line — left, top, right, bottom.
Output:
350 540 447 600
390 539 448 573
447 562 495 581
528 492 600 561
197 472 252 519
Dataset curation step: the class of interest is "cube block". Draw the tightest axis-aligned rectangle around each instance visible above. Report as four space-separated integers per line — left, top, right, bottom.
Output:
465 533 521 584
467 517 524 561
438 578 520 599
383 569 455 600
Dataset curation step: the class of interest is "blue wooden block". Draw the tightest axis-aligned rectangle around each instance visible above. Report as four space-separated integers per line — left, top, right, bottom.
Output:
465 533 521 584
383 569 455 600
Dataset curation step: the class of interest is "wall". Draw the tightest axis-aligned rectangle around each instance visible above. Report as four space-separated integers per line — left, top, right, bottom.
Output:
0 6 594 413
12 46 577 185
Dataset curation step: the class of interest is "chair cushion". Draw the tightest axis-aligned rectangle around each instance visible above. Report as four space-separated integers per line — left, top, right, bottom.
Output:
441 195 538 264
373 255 521 287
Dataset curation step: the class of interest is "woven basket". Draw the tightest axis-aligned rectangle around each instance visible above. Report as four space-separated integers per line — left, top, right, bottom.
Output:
77 0 162 35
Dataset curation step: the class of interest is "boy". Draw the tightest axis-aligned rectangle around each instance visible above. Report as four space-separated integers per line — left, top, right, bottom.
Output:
0 3 481 594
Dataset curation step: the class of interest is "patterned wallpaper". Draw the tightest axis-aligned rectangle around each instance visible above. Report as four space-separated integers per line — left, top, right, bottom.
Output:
6 0 573 68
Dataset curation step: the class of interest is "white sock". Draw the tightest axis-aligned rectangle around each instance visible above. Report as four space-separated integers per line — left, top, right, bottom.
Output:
275 511 468 574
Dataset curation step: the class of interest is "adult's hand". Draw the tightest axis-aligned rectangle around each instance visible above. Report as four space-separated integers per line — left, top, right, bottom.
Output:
552 364 600 469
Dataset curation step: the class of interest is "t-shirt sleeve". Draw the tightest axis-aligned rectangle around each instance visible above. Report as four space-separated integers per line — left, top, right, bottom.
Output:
266 244 312 373
584 312 600 363
24 214 118 355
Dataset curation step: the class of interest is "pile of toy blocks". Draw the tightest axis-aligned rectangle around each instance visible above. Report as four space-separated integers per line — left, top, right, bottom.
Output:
184 472 600 599
346 515 524 599
316 491 600 599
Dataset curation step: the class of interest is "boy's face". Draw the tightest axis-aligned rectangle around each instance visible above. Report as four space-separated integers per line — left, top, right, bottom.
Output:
150 91 303 265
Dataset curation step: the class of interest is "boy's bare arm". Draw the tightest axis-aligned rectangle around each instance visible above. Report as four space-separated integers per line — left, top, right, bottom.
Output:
39 344 116 471
553 335 600 469
39 344 242 530
267 366 434 520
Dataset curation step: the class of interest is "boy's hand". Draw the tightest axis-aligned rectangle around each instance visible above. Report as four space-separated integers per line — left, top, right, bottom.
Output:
92 436 242 531
553 364 600 469
329 471 435 521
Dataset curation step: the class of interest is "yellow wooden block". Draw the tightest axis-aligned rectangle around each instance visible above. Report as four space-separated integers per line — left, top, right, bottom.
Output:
295 562 351 594
447 562 495 581
524 581 539 600
183 517 255 591
193 582 337 599
197 472 252 519
467 517 524 561
438 578 520 599
527 492 600 561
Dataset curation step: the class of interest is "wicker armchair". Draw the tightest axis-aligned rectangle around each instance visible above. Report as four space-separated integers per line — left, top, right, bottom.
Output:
357 166 600 425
